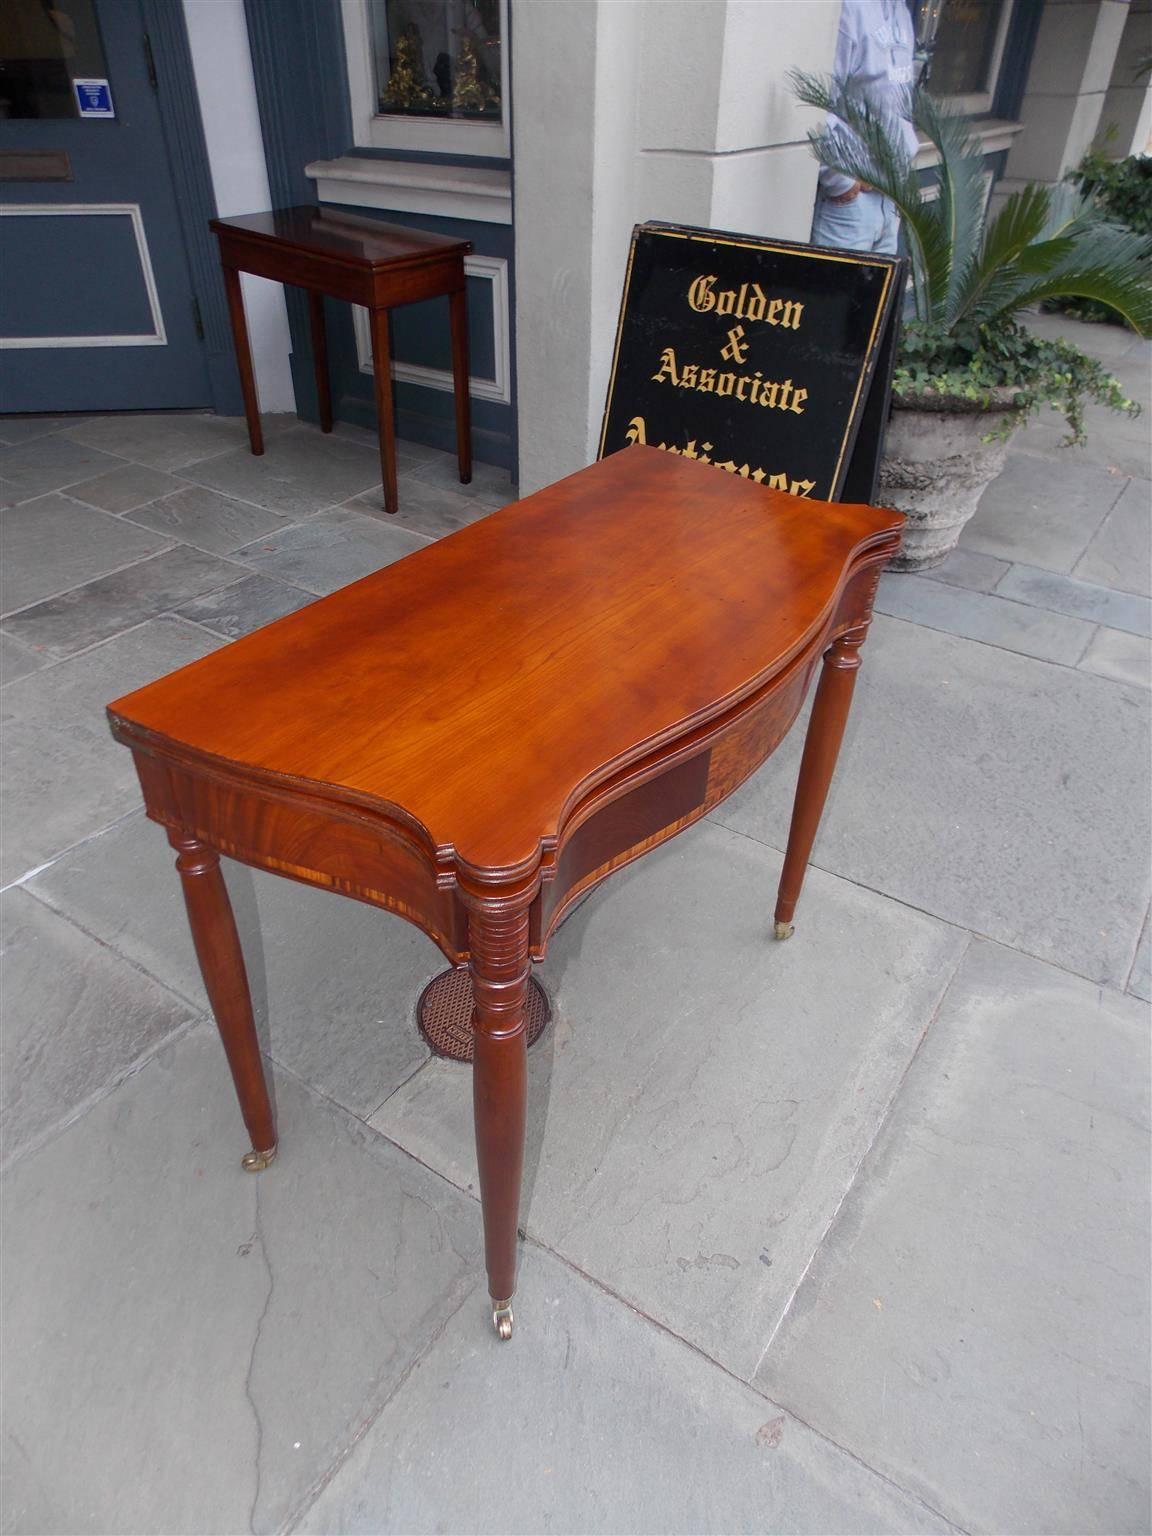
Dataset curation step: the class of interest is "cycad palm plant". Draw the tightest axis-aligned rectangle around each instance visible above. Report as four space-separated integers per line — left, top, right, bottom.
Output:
791 72 1151 442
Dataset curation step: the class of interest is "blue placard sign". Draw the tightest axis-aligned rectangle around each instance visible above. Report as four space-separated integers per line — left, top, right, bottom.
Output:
74 78 115 118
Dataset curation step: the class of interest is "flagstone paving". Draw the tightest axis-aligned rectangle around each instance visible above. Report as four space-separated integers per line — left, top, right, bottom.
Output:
1 311 1148 1535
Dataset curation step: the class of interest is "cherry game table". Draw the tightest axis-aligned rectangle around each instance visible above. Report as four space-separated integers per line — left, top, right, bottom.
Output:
210 206 473 515
107 447 902 1341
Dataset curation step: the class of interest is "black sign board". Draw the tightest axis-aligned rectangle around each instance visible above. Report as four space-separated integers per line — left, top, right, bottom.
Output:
599 222 904 504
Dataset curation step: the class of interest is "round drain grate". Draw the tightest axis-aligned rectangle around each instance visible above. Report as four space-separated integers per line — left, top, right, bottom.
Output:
416 966 551 1063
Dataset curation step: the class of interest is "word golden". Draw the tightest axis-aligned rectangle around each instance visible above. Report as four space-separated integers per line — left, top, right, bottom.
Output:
687 276 804 330
651 347 808 414
625 416 816 497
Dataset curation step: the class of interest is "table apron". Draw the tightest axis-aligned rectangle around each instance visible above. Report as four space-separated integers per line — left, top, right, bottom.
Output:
130 749 468 959
216 237 466 310
124 553 886 965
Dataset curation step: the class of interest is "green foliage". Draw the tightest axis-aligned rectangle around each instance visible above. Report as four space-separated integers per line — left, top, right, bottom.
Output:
1071 151 1152 236
789 72 1152 436
895 318 1139 444
1048 152 1152 324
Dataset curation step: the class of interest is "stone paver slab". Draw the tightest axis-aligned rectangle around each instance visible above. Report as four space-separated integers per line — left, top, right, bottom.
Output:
0 1027 481 1536
373 820 967 1378
347 473 494 538
2 544 241 657
1079 626 1151 689
67 462 184 513
0 491 171 614
181 429 384 516
758 940 1151 1536
875 572 1095 664
0 436 125 507
714 615 1151 988
297 1244 954 1536
405 449 514 504
1129 911 1151 1003
0 415 88 448
232 507 429 595
173 572 316 638
62 411 292 471
961 451 1124 572
996 561 1151 636
1073 478 1152 598
0 619 222 883
125 483 295 555
0 632 48 687
29 812 436 1119
0 888 199 1167
923 548 1011 593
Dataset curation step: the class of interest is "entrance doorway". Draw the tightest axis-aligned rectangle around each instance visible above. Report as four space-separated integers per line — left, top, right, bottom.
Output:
0 0 214 413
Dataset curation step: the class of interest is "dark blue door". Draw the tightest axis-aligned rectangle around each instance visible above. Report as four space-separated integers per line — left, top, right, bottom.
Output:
0 0 210 412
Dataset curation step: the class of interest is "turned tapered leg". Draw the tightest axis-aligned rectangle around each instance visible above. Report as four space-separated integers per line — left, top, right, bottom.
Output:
448 286 472 486
369 305 398 514
308 290 333 433
170 833 276 1169
774 625 868 939
221 265 264 456
469 899 530 1339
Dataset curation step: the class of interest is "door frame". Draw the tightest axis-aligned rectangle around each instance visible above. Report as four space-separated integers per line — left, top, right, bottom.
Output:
136 0 242 415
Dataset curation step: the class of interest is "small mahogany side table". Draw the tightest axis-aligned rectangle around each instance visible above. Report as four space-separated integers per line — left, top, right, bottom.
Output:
209 206 473 514
107 447 902 1342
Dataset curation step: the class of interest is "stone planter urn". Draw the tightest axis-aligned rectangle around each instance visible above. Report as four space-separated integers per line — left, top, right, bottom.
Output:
878 388 1027 571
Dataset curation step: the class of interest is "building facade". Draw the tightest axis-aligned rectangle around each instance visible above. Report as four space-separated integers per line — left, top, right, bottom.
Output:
2 0 1148 491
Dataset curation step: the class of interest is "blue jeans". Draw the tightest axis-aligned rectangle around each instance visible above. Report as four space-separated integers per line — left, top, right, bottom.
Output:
810 190 900 254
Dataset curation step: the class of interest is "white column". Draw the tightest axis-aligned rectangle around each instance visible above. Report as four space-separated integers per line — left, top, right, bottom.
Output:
1004 0 1131 184
513 0 840 495
1096 0 1152 156
182 0 296 413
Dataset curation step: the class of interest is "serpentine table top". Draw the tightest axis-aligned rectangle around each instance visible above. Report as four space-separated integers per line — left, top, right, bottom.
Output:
107 443 903 1341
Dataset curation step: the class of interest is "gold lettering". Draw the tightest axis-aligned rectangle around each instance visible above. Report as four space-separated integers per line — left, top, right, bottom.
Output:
791 478 816 496
734 376 750 401
781 300 804 330
680 363 699 389
715 372 736 397
767 472 789 491
697 368 717 392
625 415 647 446
767 298 783 325
745 284 766 323
652 347 680 386
789 386 808 415
687 275 717 313
721 324 749 365
759 380 780 408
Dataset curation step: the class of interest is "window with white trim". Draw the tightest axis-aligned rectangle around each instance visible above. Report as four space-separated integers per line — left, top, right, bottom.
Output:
928 0 1015 115
342 0 509 156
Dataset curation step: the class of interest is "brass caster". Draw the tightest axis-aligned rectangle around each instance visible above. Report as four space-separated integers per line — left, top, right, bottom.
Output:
774 920 795 941
492 1299 514 1340
241 1145 277 1172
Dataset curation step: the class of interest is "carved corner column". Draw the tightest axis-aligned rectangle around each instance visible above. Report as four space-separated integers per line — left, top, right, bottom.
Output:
462 874 537 1340
170 832 277 1169
773 623 869 938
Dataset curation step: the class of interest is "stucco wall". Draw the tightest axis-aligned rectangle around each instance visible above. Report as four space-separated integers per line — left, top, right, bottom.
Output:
513 0 839 495
183 0 296 413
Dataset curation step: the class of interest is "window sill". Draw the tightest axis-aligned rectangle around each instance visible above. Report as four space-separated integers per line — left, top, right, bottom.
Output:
914 118 1024 169
304 156 512 225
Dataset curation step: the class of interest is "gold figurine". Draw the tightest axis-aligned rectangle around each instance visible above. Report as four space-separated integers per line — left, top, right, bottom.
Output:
451 36 498 114
380 26 434 111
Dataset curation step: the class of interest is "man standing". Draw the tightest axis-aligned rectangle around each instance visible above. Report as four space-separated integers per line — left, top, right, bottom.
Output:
810 0 919 254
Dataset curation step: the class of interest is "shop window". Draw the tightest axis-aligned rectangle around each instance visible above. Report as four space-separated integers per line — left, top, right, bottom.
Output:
926 0 1015 114
343 0 508 156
